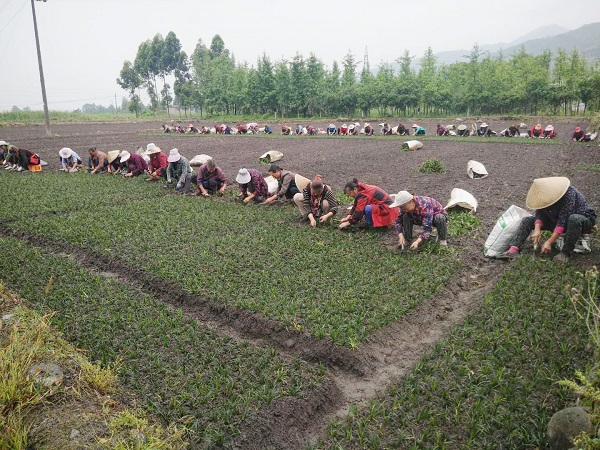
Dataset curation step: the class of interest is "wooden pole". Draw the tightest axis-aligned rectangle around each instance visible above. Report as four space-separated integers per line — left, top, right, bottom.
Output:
31 0 51 136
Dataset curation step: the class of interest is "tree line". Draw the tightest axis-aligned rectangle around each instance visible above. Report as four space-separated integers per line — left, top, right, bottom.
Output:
117 32 600 118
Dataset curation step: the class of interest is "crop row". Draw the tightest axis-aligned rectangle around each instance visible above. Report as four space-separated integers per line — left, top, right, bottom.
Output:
4 174 464 346
316 257 592 449
0 171 169 220
0 237 324 447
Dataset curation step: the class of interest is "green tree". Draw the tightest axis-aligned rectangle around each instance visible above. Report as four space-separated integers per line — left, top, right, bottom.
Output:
116 60 143 117
340 51 358 116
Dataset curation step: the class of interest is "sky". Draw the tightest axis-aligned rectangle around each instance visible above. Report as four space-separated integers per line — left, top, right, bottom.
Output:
1 0 599 112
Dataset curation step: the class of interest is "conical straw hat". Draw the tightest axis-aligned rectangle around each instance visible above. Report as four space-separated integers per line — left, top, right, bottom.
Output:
525 177 570 209
295 174 311 191
107 150 120 163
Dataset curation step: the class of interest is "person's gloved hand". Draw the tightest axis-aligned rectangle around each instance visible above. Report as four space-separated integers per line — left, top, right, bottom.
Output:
176 182 182 190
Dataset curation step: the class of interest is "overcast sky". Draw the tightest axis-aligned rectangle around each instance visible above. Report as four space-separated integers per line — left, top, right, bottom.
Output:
1 0 599 112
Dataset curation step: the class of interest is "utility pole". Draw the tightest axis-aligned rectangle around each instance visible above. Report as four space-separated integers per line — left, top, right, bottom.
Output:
31 0 51 136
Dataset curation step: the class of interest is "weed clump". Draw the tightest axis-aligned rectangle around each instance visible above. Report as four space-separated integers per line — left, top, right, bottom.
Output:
419 159 445 173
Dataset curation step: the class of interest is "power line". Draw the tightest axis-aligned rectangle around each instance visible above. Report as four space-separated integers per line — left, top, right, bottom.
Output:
0 95 118 109
0 0 18 16
0 0 27 34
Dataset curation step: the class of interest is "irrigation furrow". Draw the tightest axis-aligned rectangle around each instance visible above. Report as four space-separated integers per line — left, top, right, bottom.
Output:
299 264 506 447
0 226 373 377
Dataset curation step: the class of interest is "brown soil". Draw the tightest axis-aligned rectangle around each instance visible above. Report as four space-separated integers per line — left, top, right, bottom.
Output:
2 117 599 449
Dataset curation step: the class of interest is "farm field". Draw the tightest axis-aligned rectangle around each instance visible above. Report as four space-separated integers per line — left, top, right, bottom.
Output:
1 117 599 449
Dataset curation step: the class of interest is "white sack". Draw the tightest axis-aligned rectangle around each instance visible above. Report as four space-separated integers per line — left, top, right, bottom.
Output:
401 140 423 151
260 150 284 164
483 205 532 258
265 175 278 195
445 188 478 212
189 154 212 167
467 160 488 179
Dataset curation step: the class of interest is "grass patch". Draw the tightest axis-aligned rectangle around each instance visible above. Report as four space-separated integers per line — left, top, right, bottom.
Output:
0 286 187 449
574 163 600 172
316 257 592 449
2 172 461 346
0 237 324 446
419 159 445 173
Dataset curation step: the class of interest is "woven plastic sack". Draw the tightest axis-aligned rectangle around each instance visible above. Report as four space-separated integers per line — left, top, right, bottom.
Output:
484 205 532 258
260 151 283 164
401 140 423 151
189 154 212 167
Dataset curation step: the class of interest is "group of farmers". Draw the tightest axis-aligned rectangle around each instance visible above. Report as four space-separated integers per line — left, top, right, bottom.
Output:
0 137 596 262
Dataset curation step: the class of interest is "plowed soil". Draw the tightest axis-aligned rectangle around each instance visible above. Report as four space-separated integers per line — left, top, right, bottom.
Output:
2 117 599 449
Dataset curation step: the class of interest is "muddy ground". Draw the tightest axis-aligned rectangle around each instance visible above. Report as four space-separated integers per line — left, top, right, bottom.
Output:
2 117 600 449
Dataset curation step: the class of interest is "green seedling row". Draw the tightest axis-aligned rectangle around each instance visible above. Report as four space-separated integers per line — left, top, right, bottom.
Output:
0 237 324 447
317 257 592 449
0 172 168 221
7 187 461 346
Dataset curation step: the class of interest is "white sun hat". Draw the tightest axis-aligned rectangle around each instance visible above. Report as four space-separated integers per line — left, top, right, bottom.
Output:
480 122 489 128
525 177 570 210
236 168 252 184
146 143 161 154
467 160 488 179
0 141 8 146
59 148 73 159
389 191 414 208
545 125 554 132
167 148 181 163
445 188 478 212
119 150 131 162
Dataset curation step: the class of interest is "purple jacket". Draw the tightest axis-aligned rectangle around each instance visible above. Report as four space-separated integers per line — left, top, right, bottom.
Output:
127 153 148 176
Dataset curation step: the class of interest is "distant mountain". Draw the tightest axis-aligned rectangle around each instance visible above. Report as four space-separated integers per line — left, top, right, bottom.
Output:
416 23 599 68
508 24 570 47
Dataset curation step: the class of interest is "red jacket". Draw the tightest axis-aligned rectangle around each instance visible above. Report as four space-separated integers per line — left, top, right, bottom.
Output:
149 152 168 173
350 182 399 227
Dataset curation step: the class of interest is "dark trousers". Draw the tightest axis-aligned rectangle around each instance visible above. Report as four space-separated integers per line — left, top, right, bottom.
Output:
191 176 222 194
402 214 448 240
284 181 300 199
88 157 109 171
510 214 594 254
18 150 30 169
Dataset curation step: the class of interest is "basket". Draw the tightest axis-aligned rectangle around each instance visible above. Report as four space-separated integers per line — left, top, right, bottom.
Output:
28 164 42 172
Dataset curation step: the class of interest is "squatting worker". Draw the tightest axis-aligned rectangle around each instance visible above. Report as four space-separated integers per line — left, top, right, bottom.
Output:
120 150 147 177
1 141 21 169
572 126 591 142
236 167 269 204
59 147 84 172
88 147 109 174
391 191 448 250
106 150 123 174
294 175 339 227
262 164 306 205
166 148 193 193
500 177 596 262
338 178 398 230
145 143 168 181
195 158 227 196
